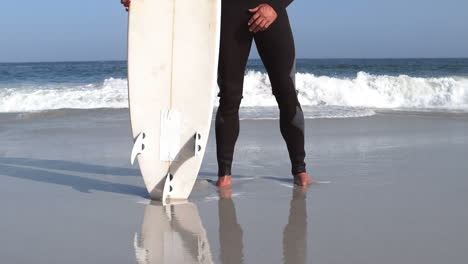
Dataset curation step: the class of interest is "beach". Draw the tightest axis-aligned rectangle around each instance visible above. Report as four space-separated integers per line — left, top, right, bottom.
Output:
1 108 468 263
2 0 467 259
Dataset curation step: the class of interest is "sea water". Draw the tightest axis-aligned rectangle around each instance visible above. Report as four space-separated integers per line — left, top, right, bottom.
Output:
1 58 467 119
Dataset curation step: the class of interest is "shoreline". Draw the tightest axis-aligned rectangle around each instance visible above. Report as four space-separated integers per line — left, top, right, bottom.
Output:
1 106 468 122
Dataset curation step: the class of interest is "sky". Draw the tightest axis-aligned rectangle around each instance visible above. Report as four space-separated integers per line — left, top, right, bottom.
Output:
1 0 467 62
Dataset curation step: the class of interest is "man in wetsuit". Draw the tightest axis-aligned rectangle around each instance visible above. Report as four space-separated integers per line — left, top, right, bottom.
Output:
121 0 313 187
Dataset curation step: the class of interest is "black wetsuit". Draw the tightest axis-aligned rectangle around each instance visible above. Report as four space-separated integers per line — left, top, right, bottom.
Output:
216 0 306 176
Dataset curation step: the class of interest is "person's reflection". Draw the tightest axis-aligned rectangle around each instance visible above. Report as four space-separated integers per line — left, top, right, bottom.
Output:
134 201 213 264
218 187 244 264
283 187 308 264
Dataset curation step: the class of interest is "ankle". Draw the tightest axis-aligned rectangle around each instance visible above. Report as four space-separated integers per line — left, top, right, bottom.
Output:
216 175 232 187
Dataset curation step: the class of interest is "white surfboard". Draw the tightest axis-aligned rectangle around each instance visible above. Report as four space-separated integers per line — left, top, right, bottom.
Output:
127 0 221 201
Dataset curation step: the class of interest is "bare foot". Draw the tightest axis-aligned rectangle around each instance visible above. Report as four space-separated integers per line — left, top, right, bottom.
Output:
216 175 232 188
293 172 313 186
218 186 233 199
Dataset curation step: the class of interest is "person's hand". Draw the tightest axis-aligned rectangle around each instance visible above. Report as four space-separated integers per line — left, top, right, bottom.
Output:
248 4 278 33
121 0 131 12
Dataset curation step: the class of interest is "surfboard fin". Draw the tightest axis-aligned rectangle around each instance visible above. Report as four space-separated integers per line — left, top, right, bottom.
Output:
131 132 146 165
194 132 202 156
162 172 173 205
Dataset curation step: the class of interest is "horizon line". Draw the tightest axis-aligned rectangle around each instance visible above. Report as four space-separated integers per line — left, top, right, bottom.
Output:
1 57 468 64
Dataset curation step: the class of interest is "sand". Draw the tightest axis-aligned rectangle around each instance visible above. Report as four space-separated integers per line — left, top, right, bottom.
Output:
1 108 468 263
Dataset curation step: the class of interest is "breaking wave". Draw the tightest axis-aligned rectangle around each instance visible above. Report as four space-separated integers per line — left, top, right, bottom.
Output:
1 71 468 113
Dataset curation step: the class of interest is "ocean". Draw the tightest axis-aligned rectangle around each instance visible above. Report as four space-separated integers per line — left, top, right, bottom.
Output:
1 58 467 119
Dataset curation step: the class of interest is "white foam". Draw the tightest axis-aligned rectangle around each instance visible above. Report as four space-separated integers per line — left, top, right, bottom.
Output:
136 199 151 205
1 72 468 115
316 181 332 184
240 71 468 110
278 183 294 188
293 71 468 109
0 78 128 112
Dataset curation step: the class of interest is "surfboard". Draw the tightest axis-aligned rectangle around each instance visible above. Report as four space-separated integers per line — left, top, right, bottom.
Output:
127 0 221 201
134 201 213 264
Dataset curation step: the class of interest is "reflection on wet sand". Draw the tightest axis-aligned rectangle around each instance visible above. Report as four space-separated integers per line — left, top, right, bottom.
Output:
134 186 308 264
283 187 308 264
218 187 244 264
134 201 213 264
217 186 308 264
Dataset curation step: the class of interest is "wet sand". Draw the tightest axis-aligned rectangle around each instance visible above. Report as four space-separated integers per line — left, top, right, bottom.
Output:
1 109 468 263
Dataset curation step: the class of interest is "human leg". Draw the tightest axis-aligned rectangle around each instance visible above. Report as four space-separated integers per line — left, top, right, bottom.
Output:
254 9 307 176
216 1 253 177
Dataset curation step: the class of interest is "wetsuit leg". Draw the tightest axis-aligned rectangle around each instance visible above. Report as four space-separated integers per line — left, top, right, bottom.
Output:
254 8 307 175
215 0 253 176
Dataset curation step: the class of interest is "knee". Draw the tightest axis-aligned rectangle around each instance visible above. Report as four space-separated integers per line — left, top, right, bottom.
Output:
218 94 243 115
217 76 244 114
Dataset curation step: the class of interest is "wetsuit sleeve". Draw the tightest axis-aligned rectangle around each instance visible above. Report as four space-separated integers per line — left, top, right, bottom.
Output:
268 0 293 12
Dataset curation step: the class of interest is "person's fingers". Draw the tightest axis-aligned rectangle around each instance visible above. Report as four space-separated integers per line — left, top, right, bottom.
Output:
264 20 273 30
121 0 130 7
250 18 265 32
259 19 269 31
248 12 261 26
249 18 261 32
257 18 268 32
248 6 260 13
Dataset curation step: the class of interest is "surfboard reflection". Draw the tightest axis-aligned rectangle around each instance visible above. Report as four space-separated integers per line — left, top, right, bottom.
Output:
134 201 213 264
